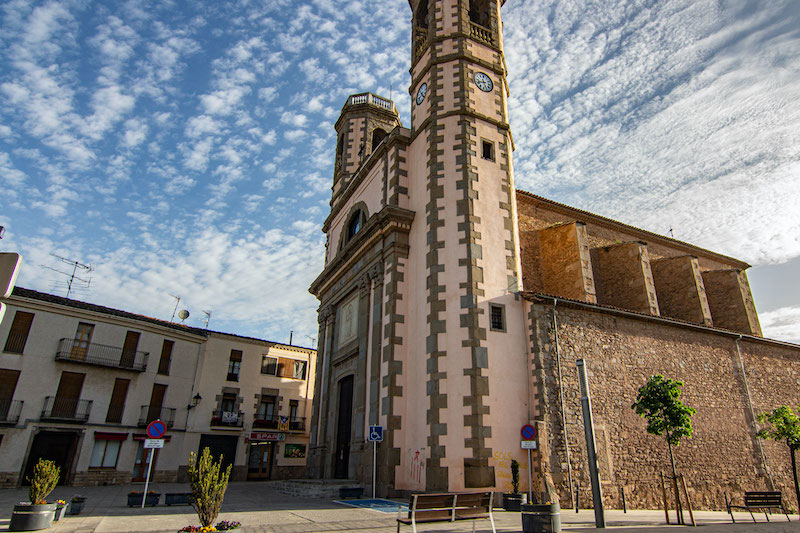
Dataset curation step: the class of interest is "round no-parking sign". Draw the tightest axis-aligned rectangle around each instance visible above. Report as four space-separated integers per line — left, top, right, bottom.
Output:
521 424 536 440
146 420 167 439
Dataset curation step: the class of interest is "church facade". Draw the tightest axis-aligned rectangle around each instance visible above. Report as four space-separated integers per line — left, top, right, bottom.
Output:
307 0 800 510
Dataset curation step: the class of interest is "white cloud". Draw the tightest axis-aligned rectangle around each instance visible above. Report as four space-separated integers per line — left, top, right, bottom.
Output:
760 306 800 345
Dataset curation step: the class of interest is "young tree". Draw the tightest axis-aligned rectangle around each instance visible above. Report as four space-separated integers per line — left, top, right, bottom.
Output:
187 447 232 528
631 374 696 519
757 405 800 512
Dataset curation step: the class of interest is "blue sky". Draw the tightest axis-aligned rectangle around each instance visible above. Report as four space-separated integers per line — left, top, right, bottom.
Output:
1 0 799 346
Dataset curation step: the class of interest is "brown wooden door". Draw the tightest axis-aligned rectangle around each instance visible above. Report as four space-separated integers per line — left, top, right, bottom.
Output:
106 378 130 423
70 323 94 361
120 331 140 367
0 369 21 420
54 372 85 418
133 441 158 482
3 311 34 354
146 383 167 423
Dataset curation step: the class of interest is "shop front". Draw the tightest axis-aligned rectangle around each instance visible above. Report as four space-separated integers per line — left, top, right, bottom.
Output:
246 432 284 480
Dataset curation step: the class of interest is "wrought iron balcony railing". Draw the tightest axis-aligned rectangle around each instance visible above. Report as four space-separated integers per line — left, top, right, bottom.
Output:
55 338 149 371
252 415 306 432
211 410 243 428
41 396 92 422
0 399 23 424
138 405 176 428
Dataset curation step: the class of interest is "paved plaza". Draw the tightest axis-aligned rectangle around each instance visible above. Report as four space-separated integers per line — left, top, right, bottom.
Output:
0 482 796 533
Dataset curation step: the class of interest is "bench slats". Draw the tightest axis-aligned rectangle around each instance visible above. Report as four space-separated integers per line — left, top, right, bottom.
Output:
397 491 495 533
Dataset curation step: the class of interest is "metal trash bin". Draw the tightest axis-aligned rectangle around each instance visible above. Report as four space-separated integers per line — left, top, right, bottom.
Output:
521 502 561 533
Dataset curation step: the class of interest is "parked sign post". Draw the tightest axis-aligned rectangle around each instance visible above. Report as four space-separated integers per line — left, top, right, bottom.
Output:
521 424 537 503
142 420 167 508
367 425 384 498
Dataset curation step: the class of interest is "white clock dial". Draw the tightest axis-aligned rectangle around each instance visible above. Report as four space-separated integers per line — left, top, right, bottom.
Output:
416 82 428 105
474 72 493 92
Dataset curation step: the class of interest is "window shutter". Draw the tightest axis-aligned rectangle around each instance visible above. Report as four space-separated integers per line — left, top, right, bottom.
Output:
4 311 34 353
120 331 140 367
106 378 130 423
230 349 242 362
0 369 20 398
158 340 174 375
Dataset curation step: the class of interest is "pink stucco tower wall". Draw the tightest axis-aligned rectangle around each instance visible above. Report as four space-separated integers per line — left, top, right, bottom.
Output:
403 0 529 491
308 0 531 495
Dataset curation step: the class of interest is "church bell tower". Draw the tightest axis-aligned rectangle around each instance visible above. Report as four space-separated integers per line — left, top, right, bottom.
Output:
405 0 525 491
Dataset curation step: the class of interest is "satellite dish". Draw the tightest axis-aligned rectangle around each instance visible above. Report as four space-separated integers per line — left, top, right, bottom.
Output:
178 309 190 321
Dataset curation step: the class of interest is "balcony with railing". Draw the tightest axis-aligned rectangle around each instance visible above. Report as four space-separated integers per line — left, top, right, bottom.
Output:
41 397 92 423
253 415 306 432
470 21 494 46
211 410 243 428
0 399 23 424
55 338 149 371
345 93 398 115
137 405 176 428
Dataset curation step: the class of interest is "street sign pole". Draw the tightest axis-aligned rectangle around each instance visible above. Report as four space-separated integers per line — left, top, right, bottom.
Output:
142 448 155 509
528 448 533 503
367 425 384 499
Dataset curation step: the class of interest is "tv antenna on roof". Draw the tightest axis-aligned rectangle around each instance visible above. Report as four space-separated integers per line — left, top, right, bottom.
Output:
202 310 212 329
169 293 181 322
177 309 190 324
40 253 93 298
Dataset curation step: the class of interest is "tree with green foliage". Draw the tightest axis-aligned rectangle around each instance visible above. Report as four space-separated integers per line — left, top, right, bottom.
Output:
27 458 60 504
187 447 232 528
510 459 520 494
631 375 696 483
757 405 800 512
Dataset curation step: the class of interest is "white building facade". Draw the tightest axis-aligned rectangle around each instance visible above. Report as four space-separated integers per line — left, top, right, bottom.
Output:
0 287 315 487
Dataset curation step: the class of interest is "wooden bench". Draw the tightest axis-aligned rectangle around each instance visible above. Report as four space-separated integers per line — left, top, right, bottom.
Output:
726 491 791 523
396 491 495 533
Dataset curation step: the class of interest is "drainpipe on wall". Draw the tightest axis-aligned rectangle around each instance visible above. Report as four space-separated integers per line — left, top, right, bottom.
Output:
735 334 775 490
553 298 576 508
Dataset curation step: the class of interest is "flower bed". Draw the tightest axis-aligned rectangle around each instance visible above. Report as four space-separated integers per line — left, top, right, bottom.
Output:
179 521 241 532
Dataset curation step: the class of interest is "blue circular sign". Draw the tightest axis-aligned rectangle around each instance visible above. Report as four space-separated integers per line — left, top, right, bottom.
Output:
147 420 167 439
521 424 536 440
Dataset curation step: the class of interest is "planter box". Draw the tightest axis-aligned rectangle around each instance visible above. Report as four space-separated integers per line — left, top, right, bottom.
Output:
9 503 56 532
165 493 192 506
503 493 528 511
338 487 364 499
127 493 161 507
68 498 85 515
521 502 561 533
54 505 67 521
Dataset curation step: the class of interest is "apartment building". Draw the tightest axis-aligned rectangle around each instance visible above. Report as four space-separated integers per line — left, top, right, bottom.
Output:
0 287 315 486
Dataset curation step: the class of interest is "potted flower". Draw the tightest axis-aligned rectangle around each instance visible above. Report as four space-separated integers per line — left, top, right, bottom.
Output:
503 459 528 511
9 458 60 531
178 521 240 532
54 500 68 521
127 490 161 507
67 495 86 515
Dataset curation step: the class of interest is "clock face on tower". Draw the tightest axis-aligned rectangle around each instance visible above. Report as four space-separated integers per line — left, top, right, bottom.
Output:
474 72 493 92
416 82 428 105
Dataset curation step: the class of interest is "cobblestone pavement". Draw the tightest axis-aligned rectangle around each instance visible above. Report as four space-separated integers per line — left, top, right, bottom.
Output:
0 482 796 532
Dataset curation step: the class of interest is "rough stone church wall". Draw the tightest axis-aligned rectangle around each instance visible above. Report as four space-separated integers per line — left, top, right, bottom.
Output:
528 299 800 511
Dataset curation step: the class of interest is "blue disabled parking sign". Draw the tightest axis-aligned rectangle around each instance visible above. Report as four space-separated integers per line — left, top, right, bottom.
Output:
367 425 384 442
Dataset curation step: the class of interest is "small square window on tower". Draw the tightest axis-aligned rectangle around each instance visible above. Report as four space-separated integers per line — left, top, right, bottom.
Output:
490 304 505 332
481 139 495 161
